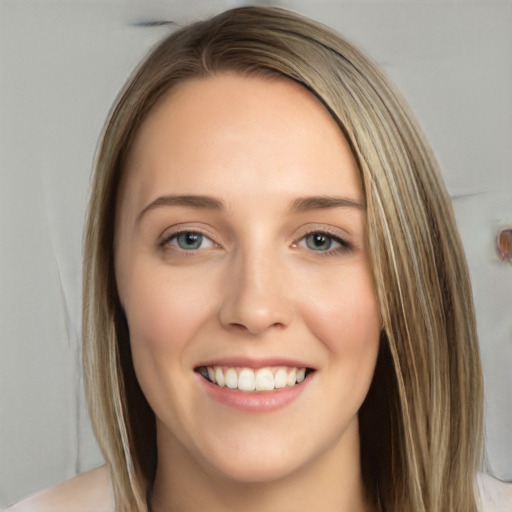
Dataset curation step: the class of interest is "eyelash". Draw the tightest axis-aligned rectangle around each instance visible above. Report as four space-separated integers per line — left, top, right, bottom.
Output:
159 230 216 253
159 229 353 255
295 230 353 256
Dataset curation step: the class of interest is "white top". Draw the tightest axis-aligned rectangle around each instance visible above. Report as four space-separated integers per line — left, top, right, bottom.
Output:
478 472 512 511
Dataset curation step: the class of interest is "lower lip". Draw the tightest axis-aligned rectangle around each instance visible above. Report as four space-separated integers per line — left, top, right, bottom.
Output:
197 373 312 413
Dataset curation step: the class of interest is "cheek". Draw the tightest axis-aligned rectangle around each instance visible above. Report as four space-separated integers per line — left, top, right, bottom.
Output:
300 265 381 385
304 266 380 344
118 262 222 418
118 260 219 380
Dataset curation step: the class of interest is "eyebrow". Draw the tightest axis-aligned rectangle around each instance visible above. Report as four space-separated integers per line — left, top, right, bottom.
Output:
288 195 365 213
137 194 224 222
137 193 364 222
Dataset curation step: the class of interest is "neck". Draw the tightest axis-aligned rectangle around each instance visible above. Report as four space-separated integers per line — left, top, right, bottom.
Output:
150 419 375 512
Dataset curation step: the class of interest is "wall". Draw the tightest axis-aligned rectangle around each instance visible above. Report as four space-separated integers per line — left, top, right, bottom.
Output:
1 0 511 507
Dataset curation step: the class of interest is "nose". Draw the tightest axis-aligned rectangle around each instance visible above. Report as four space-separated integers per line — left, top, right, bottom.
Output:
218 248 294 336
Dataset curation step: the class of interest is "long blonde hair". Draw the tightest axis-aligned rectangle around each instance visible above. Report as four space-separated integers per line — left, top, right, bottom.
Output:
83 6 483 511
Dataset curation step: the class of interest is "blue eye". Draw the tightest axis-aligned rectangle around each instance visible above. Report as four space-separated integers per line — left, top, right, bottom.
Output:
166 231 214 251
299 231 350 253
305 233 336 251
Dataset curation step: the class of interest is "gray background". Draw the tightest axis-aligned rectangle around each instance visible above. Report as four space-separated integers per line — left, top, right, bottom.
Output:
1 0 511 508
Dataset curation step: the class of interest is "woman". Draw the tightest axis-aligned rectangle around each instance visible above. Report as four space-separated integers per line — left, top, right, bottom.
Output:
8 5 512 512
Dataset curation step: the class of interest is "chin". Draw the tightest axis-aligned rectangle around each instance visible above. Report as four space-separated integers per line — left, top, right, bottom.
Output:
189 426 329 485
206 451 305 484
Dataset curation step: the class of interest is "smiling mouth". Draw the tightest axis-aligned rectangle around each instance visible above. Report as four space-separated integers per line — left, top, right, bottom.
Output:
195 365 314 392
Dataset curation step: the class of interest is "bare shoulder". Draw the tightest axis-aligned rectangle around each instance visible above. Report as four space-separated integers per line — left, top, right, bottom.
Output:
477 472 512 512
4 465 114 512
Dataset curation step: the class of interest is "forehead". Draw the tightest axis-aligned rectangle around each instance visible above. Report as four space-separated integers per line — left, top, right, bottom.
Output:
119 72 362 214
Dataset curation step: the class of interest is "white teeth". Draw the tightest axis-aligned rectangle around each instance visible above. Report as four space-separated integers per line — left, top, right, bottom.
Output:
225 368 238 389
274 368 287 389
286 368 297 387
255 368 275 391
238 369 256 391
201 365 310 392
215 367 225 387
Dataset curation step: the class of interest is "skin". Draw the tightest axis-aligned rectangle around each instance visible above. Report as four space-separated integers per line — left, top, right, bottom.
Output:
5 466 113 511
114 73 381 512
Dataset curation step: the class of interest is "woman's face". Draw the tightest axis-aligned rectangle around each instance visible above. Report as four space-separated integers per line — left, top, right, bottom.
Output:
115 73 381 483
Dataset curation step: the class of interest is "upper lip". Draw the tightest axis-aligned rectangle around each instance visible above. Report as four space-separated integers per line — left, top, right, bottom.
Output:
194 357 315 370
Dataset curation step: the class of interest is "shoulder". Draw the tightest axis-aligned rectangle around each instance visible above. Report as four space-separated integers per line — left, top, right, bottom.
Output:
477 472 512 512
4 465 114 512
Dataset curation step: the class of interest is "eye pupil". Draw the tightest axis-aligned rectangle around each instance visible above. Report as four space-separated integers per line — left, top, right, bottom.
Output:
177 232 203 250
306 233 332 251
